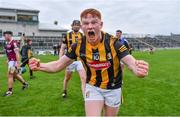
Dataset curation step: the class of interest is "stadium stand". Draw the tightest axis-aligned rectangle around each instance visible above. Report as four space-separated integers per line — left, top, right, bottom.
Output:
125 34 180 50
27 36 62 50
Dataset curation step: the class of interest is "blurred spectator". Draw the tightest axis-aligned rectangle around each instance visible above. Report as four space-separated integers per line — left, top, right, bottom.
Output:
53 44 57 56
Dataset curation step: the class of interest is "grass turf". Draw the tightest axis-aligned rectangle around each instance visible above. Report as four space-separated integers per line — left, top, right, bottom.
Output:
0 49 180 116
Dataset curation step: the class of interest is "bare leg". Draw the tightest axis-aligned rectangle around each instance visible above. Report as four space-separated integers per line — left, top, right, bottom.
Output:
77 69 86 95
3 72 14 96
14 73 28 90
14 73 26 84
62 70 73 97
104 104 119 116
85 100 104 116
7 73 14 90
63 70 73 91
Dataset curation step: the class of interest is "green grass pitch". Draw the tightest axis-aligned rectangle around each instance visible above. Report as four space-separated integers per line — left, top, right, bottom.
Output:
0 49 180 116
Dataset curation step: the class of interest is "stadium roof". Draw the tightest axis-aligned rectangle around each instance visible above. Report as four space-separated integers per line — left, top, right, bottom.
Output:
0 2 39 12
38 23 68 31
0 7 39 13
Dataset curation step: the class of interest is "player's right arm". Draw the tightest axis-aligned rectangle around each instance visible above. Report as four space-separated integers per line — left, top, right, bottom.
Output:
29 55 73 73
29 43 77 73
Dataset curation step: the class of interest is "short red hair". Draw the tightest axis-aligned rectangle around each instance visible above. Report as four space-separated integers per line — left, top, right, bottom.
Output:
80 8 101 20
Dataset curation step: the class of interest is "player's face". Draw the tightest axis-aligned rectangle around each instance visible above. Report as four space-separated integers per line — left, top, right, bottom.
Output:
4 34 12 41
116 32 122 39
72 24 80 33
81 14 103 45
29 41 32 45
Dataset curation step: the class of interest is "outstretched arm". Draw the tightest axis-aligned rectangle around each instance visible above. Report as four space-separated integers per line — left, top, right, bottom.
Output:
121 55 149 78
29 55 73 73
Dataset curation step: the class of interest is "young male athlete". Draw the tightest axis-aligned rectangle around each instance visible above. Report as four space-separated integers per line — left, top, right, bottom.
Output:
29 8 149 116
116 30 130 53
59 20 86 98
3 31 28 96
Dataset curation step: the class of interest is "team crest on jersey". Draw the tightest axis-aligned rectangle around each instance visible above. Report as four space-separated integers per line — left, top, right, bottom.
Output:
93 52 100 61
107 52 112 60
88 61 111 70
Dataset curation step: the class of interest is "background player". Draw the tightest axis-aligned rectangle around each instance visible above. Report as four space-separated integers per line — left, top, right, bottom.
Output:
59 20 86 98
3 31 28 96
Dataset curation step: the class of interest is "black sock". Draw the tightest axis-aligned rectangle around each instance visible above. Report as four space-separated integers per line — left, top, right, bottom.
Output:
8 88 12 92
23 82 26 85
63 90 67 94
30 70 33 76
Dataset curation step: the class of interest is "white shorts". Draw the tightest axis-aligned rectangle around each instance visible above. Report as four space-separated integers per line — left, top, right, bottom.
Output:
84 84 122 107
66 61 84 72
8 61 17 74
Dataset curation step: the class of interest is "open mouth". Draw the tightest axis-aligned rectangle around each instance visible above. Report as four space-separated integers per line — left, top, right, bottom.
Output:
88 31 95 37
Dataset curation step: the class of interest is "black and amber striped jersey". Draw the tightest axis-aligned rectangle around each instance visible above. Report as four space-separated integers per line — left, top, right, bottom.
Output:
62 31 83 50
66 32 129 89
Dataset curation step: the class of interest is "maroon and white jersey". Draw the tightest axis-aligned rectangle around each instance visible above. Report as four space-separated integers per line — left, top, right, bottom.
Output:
5 39 18 61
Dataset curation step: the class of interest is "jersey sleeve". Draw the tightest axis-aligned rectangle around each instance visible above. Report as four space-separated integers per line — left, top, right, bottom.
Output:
13 41 18 49
114 39 129 60
124 40 130 50
65 43 77 60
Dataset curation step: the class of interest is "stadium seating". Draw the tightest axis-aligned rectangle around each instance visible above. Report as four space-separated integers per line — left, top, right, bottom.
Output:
126 34 180 50
0 34 180 52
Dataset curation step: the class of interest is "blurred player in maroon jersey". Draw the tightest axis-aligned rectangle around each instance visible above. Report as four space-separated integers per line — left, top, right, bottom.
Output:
3 31 28 96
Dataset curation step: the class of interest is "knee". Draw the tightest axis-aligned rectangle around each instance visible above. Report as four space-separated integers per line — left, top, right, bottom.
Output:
7 73 14 78
80 76 86 83
64 77 71 82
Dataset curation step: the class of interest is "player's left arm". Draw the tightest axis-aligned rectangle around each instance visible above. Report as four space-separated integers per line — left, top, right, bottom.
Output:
114 39 149 78
121 55 149 78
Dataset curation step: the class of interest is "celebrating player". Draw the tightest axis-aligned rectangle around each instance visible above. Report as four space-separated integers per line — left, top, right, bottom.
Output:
29 8 149 116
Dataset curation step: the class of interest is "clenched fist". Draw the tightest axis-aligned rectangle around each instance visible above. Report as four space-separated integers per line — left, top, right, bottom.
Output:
134 60 149 78
29 58 40 71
